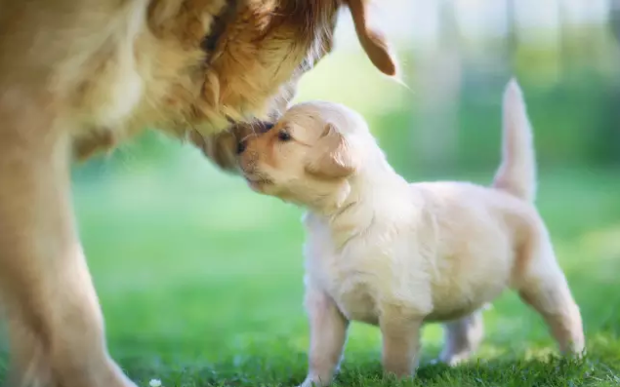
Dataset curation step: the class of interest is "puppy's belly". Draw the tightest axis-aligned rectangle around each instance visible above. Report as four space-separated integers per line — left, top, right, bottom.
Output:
425 285 506 322
333 288 379 326
424 303 486 322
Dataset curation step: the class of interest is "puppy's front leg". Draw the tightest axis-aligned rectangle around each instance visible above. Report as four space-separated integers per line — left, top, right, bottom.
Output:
379 306 423 379
300 284 349 387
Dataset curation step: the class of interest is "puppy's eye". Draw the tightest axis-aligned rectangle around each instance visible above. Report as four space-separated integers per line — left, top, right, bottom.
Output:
278 131 292 142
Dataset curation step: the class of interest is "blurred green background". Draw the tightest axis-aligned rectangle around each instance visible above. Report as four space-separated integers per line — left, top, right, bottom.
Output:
2 1 620 386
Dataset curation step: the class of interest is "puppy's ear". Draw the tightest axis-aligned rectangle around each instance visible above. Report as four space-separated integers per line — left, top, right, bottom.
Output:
305 123 358 179
346 0 397 76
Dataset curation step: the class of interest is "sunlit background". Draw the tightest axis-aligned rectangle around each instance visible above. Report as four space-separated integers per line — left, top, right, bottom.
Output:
3 1 620 385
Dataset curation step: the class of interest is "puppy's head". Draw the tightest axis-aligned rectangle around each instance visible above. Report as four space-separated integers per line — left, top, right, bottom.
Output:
238 102 369 208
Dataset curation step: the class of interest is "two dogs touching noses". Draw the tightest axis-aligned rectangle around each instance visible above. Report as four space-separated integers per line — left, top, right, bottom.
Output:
237 80 585 387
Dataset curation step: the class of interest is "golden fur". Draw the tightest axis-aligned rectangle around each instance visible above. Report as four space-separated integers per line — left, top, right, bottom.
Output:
0 0 396 386
238 82 584 386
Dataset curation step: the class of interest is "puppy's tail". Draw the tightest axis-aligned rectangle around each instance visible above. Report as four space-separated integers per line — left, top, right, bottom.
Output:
492 79 537 202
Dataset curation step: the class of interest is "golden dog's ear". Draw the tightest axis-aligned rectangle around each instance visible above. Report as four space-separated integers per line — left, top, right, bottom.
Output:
346 0 397 76
305 123 358 179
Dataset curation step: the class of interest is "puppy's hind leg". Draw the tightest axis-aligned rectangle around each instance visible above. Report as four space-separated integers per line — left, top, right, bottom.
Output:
438 310 484 366
516 238 585 357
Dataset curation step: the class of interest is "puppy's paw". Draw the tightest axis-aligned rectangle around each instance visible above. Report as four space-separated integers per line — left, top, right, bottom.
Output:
437 351 473 367
298 375 331 387
564 344 587 361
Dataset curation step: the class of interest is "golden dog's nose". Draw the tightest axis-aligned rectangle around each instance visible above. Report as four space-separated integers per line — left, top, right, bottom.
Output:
258 122 274 134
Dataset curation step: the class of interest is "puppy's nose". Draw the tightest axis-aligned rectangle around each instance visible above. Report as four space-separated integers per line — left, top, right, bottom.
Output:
237 140 247 154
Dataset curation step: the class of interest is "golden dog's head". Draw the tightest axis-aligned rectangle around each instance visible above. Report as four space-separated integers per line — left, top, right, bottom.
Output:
64 0 396 162
237 101 372 209
176 0 397 170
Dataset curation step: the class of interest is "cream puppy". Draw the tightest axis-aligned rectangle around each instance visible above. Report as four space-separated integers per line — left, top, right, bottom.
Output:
238 80 585 387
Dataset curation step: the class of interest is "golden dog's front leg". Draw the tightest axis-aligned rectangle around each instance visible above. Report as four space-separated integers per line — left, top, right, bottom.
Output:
379 306 424 380
0 96 134 387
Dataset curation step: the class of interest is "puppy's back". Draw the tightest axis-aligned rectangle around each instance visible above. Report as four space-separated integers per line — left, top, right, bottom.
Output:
411 181 542 267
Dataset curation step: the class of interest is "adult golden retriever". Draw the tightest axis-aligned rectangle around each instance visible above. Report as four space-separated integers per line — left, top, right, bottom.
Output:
0 0 396 386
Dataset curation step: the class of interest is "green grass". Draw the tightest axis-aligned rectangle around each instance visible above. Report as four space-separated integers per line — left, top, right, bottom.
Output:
5 144 617 386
